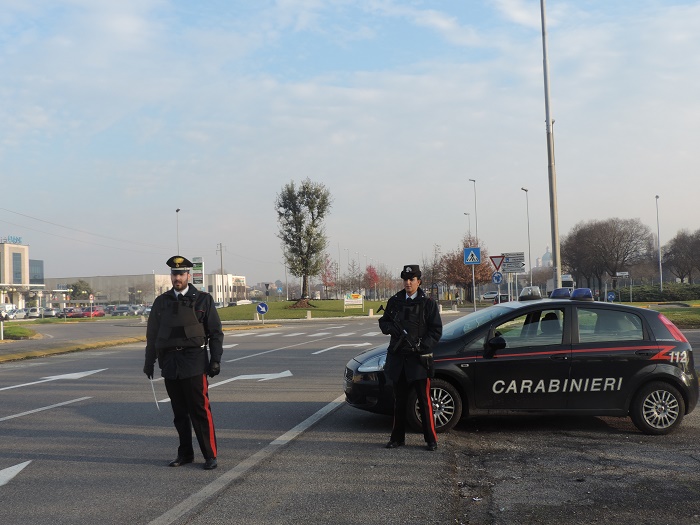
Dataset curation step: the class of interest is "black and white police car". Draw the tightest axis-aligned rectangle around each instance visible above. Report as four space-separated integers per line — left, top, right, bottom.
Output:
344 288 699 435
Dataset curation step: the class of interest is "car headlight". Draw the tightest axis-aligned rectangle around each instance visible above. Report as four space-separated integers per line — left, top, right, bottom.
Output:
357 353 387 373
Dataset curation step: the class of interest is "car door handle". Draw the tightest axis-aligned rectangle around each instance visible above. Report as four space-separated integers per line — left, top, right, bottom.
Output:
550 355 569 360
635 350 656 356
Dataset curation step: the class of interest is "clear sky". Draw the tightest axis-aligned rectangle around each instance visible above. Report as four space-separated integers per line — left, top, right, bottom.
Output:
2 0 698 285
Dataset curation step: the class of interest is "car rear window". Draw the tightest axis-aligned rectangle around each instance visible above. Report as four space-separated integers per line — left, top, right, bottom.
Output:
577 308 644 342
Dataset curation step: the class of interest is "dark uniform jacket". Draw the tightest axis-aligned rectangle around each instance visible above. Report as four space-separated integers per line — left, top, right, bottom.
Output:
379 287 442 383
144 284 224 380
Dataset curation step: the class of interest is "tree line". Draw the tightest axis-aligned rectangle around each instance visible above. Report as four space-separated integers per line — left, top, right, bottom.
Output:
275 178 697 301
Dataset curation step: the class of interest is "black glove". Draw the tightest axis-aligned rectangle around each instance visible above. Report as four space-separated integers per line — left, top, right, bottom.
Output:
143 362 154 380
208 361 221 378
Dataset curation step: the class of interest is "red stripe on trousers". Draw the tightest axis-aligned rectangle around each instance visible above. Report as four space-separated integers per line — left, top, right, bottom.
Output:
202 375 217 458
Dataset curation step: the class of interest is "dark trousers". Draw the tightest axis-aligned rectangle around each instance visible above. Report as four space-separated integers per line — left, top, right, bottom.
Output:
164 374 217 459
390 370 437 444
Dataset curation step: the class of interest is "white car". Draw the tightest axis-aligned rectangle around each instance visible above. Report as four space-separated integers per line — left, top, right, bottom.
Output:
481 291 499 301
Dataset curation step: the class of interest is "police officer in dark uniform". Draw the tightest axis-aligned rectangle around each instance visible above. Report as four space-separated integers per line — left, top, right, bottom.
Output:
143 255 224 470
379 264 442 451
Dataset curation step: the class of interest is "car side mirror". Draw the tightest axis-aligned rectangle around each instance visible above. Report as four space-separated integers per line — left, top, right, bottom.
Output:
484 335 506 359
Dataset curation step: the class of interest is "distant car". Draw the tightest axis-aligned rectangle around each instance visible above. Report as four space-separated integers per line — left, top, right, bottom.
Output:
481 291 499 301
43 308 59 318
143 306 152 316
26 307 44 318
57 308 83 318
112 305 133 316
7 309 26 320
493 293 510 304
105 305 116 315
231 299 252 306
82 306 105 318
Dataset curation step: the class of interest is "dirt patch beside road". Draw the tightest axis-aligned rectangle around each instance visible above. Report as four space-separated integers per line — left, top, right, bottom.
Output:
445 414 700 525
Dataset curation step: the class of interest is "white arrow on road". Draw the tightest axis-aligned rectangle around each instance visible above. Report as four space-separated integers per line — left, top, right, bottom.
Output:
312 342 372 355
0 461 31 487
157 371 293 403
0 369 108 392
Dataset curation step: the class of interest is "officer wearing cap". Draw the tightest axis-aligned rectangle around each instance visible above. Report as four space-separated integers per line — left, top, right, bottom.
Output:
143 255 224 470
379 264 442 451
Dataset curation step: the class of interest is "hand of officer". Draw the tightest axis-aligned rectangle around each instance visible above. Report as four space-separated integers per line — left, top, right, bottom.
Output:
143 362 154 380
208 361 221 378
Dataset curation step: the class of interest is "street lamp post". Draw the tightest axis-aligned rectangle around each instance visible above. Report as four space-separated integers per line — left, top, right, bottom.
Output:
463 212 471 238
469 179 478 242
656 195 662 292
521 188 532 286
175 208 181 254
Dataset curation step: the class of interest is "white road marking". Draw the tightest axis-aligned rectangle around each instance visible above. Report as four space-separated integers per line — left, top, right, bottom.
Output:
255 332 283 337
0 461 32 487
312 343 372 355
335 332 356 337
307 332 331 337
0 397 92 422
222 344 239 349
283 332 306 337
157 371 293 403
361 332 382 337
148 395 346 525
0 369 108 391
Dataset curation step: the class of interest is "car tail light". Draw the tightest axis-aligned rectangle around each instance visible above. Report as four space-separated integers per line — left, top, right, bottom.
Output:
658 314 688 342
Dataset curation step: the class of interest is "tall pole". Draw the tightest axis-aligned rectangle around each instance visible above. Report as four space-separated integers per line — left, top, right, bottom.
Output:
469 179 478 242
175 208 181 254
540 0 561 289
217 243 225 304
463 212 471 238
521 188 532 286
656 195 663 292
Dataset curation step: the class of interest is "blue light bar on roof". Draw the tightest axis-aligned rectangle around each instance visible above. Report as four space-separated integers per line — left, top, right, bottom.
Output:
570 288 594 301
550 288 571 299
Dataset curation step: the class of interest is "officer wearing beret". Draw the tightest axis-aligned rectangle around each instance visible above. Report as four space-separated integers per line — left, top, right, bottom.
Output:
143 255 224 470
379 264 442 451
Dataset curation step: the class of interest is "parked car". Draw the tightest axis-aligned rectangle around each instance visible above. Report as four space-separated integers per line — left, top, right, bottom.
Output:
112 305 133 316
481 291 499 301
7 309 26 320
43 308 59 318
82 306 105 318
105 305 116 315
344 288 698 435
57 308 83 319
493 293 510 304
27 307 45 318
143 306 152 316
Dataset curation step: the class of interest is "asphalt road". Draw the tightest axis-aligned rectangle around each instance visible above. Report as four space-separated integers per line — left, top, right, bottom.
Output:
0 318 698 524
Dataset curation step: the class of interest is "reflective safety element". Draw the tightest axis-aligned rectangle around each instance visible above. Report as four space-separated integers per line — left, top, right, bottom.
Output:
492 377 624 395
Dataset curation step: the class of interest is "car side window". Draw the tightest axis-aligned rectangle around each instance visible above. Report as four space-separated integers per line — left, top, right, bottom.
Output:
577 308 644 342
493 308 565 349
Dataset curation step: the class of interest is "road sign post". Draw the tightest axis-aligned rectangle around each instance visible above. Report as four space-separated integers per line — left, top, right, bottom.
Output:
463 247 481 313
256 302 269 324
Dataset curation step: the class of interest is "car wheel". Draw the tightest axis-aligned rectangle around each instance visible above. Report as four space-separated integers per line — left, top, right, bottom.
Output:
630 381 685 435
406 378 463 434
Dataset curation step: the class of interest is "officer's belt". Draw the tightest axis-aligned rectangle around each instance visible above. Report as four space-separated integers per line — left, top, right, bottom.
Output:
165 344 206 352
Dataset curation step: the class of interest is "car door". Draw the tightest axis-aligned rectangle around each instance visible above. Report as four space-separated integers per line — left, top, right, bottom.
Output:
568 305 651 410
473 306 571 410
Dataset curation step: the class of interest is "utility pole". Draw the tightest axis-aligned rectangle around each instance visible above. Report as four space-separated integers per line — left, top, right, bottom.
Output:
216 243 226 304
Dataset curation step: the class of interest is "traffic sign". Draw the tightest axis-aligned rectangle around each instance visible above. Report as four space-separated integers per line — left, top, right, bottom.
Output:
502 261 526 273
463 247 481 265
607 292 616 302
490 255 504 271
503 252 525 262
492 272 503 284
256 302 269 315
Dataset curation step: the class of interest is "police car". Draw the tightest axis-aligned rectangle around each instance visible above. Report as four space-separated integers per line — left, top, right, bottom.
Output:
344 288 699 435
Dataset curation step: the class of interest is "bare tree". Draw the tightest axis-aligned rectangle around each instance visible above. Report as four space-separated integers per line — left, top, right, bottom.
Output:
275 178 332 299
663 229 699 283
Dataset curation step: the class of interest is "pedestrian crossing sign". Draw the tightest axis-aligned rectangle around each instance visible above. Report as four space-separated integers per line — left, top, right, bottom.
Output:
463 247 481 265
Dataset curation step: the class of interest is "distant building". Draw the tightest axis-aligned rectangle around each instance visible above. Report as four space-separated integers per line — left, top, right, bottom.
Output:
0 239 45 308
536 246 553 268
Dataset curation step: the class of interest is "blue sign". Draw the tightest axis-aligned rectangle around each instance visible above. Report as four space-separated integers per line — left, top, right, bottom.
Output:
492 272 503 284
256 302 269 315
463 247 481 265
607 292 616 302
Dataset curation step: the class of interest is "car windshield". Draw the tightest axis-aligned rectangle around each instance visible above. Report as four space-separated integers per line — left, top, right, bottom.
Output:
441 306 510 341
